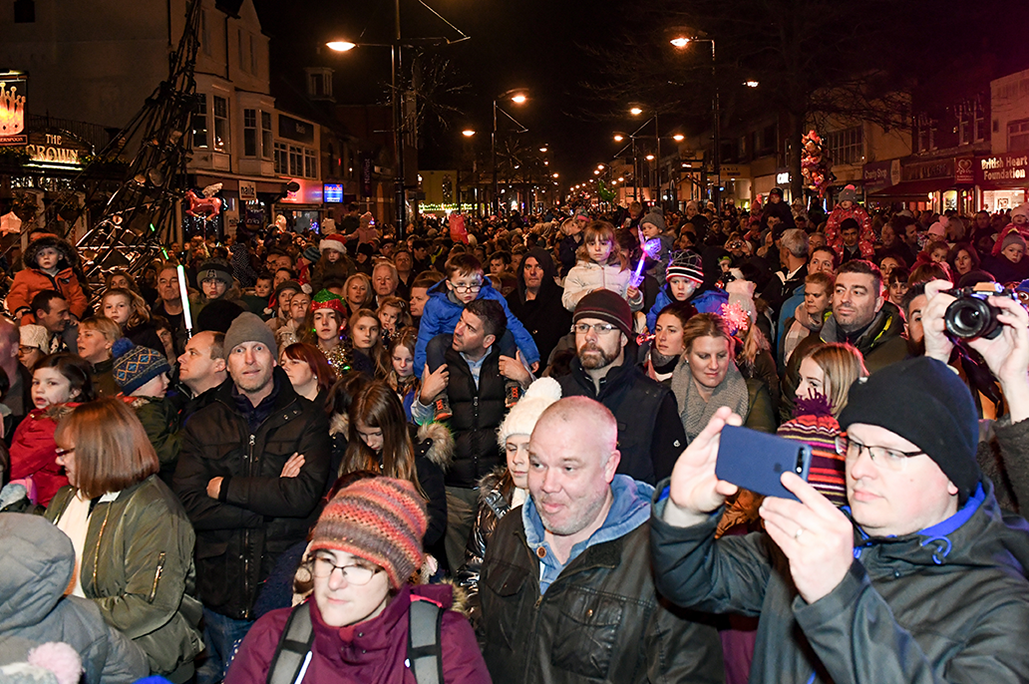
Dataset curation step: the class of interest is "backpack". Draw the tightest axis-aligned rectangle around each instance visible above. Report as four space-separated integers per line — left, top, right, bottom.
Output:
265 595 444 684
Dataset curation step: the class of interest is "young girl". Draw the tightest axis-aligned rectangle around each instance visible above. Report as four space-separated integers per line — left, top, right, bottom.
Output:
376 295 411 347
8 353 95 506
302 290 351 373
348 308 386 379
7 235 88 325
561 220 643 312
102 287 164 353
310 233 356 293
385 326 419 418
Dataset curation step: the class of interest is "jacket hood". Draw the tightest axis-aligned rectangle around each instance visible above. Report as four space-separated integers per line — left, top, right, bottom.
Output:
851 481 1029 575
24 234 76 270
821 300 903 349
514 248 560 303
0 513 74 631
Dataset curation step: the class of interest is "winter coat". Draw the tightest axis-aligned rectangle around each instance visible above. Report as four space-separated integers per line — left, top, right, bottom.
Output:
414 279 540 376
646 285 727 332
226 583 491 684
7 266 88 324
651 481 1029 684
172 370 332 620
8 405 66 507
506 248 573 365
557 358 686 485
45 475 203 677
0 513 149 684
310 256 357 293
976 414 1029 515
455 467 516 625
441 341 507 489
479 477 724 684
411 422 454 550
125 396 181 486
561 260 644 313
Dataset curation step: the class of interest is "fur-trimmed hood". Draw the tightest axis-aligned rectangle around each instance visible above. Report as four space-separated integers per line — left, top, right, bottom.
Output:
24 234 76 270
414 421 454 470
330 412 349 437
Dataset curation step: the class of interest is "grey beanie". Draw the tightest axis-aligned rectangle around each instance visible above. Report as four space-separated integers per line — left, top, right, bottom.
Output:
641 209 666 232
223 312 277 358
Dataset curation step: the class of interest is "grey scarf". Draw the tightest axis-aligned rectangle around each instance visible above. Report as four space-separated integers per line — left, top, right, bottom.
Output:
671 357 750 443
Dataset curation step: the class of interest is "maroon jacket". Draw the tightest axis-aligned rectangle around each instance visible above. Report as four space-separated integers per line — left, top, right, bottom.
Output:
226 583 491 684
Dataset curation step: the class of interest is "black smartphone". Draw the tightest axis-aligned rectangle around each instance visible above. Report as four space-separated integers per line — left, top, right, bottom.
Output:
715 425 812 501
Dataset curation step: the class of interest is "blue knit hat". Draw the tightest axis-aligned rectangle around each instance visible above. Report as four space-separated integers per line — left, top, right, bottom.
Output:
112 339 171 395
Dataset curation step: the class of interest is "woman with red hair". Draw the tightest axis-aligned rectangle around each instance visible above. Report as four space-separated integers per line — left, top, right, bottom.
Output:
280 342 336 407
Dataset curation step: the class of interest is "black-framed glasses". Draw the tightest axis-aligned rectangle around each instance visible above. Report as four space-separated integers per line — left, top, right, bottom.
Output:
450 281 483 293
573 322 619 335
311 554 382 585
840 436 925 472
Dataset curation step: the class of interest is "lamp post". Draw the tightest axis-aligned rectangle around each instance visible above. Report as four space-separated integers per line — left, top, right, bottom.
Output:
671 30 720 210
630 107 662 204
492 90 528 216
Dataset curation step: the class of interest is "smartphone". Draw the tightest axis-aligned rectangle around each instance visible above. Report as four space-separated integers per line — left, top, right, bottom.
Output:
715 425 812 501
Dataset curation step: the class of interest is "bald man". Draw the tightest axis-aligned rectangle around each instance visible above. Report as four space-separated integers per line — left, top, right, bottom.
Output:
478 396 723 684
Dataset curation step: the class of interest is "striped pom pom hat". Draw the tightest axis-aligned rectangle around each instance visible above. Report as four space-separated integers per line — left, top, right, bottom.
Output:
309 477 427 589
311 289 348 315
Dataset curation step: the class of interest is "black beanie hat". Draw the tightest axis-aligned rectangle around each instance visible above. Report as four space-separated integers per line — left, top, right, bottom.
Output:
573 289 633 338
839 357 980 503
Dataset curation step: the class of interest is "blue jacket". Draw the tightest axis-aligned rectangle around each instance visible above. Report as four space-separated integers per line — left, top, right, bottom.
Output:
414 279 540 375
776 283 807 367
646 286 728 331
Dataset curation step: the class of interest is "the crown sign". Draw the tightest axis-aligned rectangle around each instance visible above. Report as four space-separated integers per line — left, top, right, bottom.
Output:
0 83 26 136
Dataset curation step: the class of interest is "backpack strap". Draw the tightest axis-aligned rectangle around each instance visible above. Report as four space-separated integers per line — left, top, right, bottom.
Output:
266 601 315 684
407 595 444 684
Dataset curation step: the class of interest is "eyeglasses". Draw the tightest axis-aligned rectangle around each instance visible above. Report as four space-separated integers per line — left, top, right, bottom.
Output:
573 322 619 336
450 281 482 293
311 555 382 585
841 436 925 472
55 447 76 458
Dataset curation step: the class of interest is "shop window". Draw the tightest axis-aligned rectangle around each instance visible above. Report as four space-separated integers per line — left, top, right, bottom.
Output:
192 97 209 148
274 142 287 174
261 112 273 159
14 0 34 23
213 95 229 151
826 126 863 165
1008 119 1029 152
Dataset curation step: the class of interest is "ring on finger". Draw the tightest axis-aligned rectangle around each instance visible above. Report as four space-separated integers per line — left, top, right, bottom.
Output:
794 527 804 540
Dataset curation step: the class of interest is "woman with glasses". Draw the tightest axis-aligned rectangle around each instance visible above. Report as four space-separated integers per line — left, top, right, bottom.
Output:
45 398 202 681
225 477 490 684
670 312 776 445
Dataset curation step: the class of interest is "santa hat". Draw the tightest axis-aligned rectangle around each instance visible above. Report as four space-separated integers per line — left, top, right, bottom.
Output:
319 234 347 255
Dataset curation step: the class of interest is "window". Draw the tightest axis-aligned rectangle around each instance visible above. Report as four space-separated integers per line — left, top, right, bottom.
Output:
238 29 245 72
14 0 35 23
310 73 325 97
192 97 208 148
261 112 273 159
200 10 211 55
289 145 302 176
274 142 288 174
304 149 317 178
249 34 257 74
760 124 776 154
826 126 864 165
1010 119 1029 152
916 115 937 152
243 108 257 157
973 101 986 142
958 107 970 146
213 95 229 151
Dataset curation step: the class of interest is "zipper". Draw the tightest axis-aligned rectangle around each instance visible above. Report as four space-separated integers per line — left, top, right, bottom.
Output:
91 504 113 590
149 552 167 602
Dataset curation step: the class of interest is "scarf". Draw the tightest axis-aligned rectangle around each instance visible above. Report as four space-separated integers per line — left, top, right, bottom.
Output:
671 357 750 443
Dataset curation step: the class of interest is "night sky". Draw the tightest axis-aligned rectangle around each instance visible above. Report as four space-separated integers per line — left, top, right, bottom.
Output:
252 0 621 188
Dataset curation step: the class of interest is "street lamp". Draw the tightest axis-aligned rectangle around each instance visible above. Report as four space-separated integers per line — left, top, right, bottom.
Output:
462 129 476 137
629 106 643 116
630 106 661 203
670 27 720 210
673 133 685 142
326 41 356 52
492 89 529 216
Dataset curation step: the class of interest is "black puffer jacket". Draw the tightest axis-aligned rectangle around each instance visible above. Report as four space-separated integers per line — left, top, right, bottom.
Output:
173 369 331 620
455 467 516 624
651 480 1029 684
444 342 506 489
507 248 572 365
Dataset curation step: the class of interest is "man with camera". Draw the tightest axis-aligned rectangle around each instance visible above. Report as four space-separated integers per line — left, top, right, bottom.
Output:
921 279 1029 514
651 352 1029 683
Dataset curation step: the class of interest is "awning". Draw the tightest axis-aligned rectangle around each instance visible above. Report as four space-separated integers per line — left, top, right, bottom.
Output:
868 179 957 199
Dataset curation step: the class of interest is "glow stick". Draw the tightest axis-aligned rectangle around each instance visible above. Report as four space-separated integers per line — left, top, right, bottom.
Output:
630 238 663 289
177 264 194 336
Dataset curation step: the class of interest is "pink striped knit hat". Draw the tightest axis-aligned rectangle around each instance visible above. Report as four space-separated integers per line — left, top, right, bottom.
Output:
310 477 427 589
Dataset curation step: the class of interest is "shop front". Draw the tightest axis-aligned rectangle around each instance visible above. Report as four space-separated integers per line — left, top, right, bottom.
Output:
977 152 1029 212
867 156 977 214
275 177 324 233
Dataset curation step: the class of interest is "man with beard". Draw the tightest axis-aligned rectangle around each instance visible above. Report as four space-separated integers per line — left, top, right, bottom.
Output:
555 290 686 485
478 397 724 684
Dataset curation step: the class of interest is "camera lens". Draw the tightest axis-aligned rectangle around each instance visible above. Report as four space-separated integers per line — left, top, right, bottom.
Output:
944 298 1001 340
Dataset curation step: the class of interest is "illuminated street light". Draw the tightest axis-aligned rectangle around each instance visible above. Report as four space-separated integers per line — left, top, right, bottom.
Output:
462 129 476 137
597 164 605 170
613 134 624 142
630 107 643 116
673 134 685 141
552 173 559 178
618 177 624 181
646 154 655 161
511 93 527 104
744 80 760 88
594 170 600 175
669 36 690 48
326 40 357 52
539 146 548 152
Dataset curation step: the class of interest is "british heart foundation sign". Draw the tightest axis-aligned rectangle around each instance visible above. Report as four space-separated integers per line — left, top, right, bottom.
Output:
0 72 28 147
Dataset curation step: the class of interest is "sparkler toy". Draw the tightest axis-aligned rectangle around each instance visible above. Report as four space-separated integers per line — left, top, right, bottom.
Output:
629 237 663 289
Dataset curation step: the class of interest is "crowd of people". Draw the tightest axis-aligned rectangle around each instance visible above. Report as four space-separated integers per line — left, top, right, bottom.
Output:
1 190 1029 684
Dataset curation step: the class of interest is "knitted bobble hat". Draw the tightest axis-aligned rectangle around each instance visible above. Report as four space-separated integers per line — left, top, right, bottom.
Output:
197 258 234 285
311 289 348 315
665 250 704 283
497 377 562 446
310 477 428 589
112 339 171 395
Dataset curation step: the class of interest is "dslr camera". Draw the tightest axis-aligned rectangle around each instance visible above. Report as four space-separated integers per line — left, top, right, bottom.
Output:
944 282 1018 340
